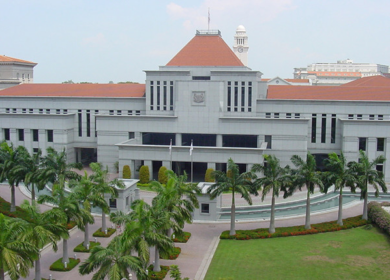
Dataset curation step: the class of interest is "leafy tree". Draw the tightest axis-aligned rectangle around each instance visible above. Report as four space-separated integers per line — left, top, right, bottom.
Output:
252 155 291 233
79 235 146 280
123 165 131 179
0 213 39 280
0 142 26 212
89 162 124 233
169 265 190 280
139 165 150 184
158 166 168 184
205 168 215 182
207 158 253 235
288 152 324 230
348 150 387 220
323 152 356 225
19 200 69 280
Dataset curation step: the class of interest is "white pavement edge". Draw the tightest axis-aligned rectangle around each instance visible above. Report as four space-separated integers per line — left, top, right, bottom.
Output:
195 236 220 280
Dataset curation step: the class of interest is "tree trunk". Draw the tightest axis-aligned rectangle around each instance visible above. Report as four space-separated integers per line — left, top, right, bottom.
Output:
63 238 69 264
230 203 236 236
84 222 89 248
31 183 36 202
0 268 4 280
153 246 161 272
35 257 41 280
362 191 368 220
305 188 311 230
10 185 16 212
337 190 343 226
269 193 276 233
101 211 107 233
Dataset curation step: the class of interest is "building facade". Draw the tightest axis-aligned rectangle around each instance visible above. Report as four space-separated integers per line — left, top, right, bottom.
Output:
0 55 37 90
0 30 389 182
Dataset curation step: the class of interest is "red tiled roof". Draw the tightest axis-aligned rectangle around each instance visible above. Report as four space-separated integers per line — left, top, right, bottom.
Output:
0 84 146 98
285 79 310 83
166 35 244 67
267 84 390 101
0 55 37 65
341 75 390 87
308 71 361 77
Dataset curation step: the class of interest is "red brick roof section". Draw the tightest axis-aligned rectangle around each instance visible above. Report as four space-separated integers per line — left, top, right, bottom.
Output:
0 55 37 65
0 84 146 98
340 75 390 87
166 35 244 67
267 84 390 101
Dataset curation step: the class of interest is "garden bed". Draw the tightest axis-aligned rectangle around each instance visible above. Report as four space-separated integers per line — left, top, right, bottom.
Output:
92 227 116 237
49 257 80 271
74 241 101 252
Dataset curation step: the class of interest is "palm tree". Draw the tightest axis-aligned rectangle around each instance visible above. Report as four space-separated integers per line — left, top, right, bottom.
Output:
207 158 254 236
348 150 387 220
70 169 109 247
323 152 356 225
89 162 123 233
0 213 39 280
0 142 26 212
252 154 290 233
19 200 69 280
37 183 93 264
79 235 146 280
288 152 324 230
124 200 174 272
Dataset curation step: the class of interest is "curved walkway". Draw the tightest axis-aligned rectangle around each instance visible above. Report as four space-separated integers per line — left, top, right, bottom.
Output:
0 183 371 280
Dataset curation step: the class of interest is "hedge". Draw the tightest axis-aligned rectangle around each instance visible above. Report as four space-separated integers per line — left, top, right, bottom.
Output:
205 168 215 182
158 166 168 184
50 257 80 271
368 201 390 235
139 165 150 184
123 165 131 179
220 215 367 240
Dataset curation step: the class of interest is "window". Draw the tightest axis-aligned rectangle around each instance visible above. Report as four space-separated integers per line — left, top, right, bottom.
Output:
46 109 50 114
126 196 130 206
29 108 33 113
378 115 384 120
321 114 326 143
33 148 39 154
274 113 279 118
376 164 384 173
234 81 238 111
63 109 68 114
86 110 91 137
170 81 174 111
369 115 375 120
117 110 121 115
150 81 154 110
135 111 140 115
47 130 53 142
18 129 24 141
227 82 231 111
78 110 82 137
248 82 252 112
377 138 385 152
95 110 99 137
265 135 272 149
331 114 336 144
192 76 211 80
39 109 43 114
22 108 26 113
348 114 354 120
357 114 362 120
109 110 114 115
12 108 17 113
311 114 317 143
33 129 39 142
265 113 271 118
295 113 300 119
241 82 245 112
109 199 117 208
286 113 292 118
129 132 135 139
128 110 132 115
56 109 60 114
201 203 210 214
358 137 367 151
4 129 10 141
5 108 10 113
163 81 167 110
157 81 160 110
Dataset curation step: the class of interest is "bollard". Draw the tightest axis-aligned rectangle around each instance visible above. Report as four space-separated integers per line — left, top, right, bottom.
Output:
87 243 90 250
94 237 97 243
49 274 52 280
74 253 77 259
64 262 67 269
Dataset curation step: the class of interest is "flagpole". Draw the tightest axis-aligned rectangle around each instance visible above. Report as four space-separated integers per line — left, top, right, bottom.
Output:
190 139 193 183
169 139 172 170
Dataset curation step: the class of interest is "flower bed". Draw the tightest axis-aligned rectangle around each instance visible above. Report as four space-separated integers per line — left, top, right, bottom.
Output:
50 257 80 271
172 231 191 243
160 247 181 260
220 215 367 240
368 201 390 235
92 227 116 237
147 265 170 280
73 241 101 252
0 196 32 221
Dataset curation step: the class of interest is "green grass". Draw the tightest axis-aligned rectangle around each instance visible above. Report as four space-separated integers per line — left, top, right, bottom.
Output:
92 227 116 237
205 226 390 280
73 241 101 252
49 257 80 271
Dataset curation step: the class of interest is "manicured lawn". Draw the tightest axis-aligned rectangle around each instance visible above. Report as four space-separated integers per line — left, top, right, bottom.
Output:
205 226 390 280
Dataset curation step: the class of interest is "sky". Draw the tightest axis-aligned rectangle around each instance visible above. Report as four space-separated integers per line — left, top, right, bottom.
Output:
2 0 390 84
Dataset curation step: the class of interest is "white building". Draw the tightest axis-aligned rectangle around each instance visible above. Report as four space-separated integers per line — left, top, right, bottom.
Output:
294 59 389 86
0 55 37 90
1 29 389 182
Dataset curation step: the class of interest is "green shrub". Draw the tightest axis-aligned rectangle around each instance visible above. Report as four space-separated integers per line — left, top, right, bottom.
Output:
73 241 100 252
160 247 181 260
114 161 119 173
49 257 80 271
220 215 367 240
148 264 170 280
0 196 33 222
205 168 215 182
123 165 131 179
172 231 191 243
92 227 116 237
139 165 150 184
158 166 168 184
368 201 390 235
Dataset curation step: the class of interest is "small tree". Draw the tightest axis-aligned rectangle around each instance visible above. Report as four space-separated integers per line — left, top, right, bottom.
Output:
158 166 168 184
123 165 131 179
205 168 215 182
139 165 150 184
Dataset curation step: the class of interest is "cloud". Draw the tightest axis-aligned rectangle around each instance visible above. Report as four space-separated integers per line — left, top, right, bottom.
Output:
167 0 295 30
81 33 107 48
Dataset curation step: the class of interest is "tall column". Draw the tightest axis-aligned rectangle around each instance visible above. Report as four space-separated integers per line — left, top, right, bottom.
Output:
144 160 153 181
367 137 376 161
